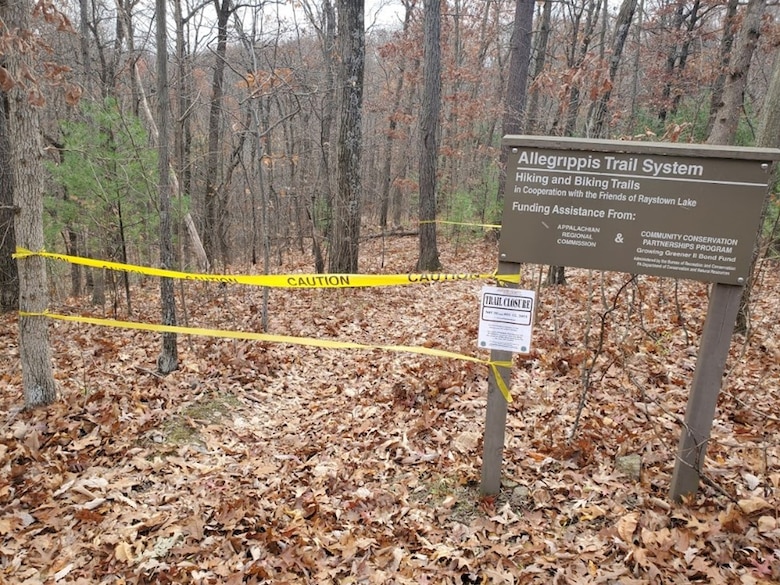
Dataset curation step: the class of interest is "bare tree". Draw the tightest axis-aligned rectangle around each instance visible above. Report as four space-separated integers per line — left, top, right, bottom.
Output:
329 0 365 273
301 0 337 266
378 0 415 230
707 0 766 145
203 0 234 267
526 0 552 133
156 0 177 373
589 0 639 137
658 0 704 123
416 0 442 272
0 91 18 312
706 0 740 135
2 0 58 406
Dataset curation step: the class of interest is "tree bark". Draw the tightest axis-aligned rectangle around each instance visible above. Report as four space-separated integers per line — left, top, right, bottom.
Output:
78 0 92 94
379 0 414 230
3 0 58 406
734 46 780 334
156 0 178 373
590 0 639 138
173 0 192 265
706 0 740 136
416 0 442 272
203 0 232 267
558 0 600 137
525 0 552 133
658 0 703 122
707 0 765 146
329 0 365 274
0 91 18 313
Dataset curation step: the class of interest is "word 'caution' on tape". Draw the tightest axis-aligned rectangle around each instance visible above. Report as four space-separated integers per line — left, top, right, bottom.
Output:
20 311 515 402
14 248 519 289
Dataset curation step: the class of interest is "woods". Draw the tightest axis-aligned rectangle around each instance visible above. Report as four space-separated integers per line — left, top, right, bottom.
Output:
0 0 777 292
1 0 780 582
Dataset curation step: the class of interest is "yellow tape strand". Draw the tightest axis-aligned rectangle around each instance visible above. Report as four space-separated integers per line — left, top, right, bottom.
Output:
20 310 514 402
419 220 502 229
13 248 519 288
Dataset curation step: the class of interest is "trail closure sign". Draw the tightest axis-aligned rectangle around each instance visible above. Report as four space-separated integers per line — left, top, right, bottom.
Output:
499 136 777 285
478 286 535 353
478 135 780 502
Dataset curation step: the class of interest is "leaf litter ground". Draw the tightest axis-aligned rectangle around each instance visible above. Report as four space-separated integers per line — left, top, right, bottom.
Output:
1 235 779 584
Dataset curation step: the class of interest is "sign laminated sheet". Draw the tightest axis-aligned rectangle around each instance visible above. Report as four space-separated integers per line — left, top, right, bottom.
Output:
478 286 535 353
499 136 778 285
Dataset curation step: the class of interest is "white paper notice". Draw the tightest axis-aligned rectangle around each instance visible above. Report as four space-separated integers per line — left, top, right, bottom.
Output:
477 286 535 353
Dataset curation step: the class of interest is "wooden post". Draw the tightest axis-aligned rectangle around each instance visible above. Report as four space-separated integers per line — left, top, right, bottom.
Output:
480 260 520 495
669 283 743 501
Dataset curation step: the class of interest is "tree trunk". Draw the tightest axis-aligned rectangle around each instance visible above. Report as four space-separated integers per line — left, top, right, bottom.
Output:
657 0 692 122
203 0 231 266
734 45 780 334
525 0 552 133
0 92 18 313
706 0 740 136
707 0 765 146
174 0 192 266
557 0 600 137
502 0 534 140
546 265 566 286
496 0 533 220
3 0 58 407
416 0 443 272
64 227 81 298
626 0 644 132
156 0 178 373
320 0 337 239
78 0 92 94
379 1 414 230
300 0 338 265
589 0 639 138
329 0 365 274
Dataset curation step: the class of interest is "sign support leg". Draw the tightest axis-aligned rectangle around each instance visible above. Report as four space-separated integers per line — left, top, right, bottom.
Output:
480 349 512 495
669 283 742 502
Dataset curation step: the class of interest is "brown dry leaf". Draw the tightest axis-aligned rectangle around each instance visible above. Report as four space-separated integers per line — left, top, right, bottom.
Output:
1 237 779 582
64 83 83 106
756 516 777 534
617 511 640 542
739 497 772 515
114 541 134 564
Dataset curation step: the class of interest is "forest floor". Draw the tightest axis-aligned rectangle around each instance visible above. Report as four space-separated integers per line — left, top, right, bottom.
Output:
1 233 779 584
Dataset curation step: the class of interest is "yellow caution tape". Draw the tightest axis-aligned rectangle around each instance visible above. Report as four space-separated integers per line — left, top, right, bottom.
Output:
19 310 515 402
13 248 519 288
420 220 502 229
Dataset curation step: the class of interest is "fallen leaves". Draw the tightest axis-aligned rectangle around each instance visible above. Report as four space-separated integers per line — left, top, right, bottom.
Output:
1 236 779 583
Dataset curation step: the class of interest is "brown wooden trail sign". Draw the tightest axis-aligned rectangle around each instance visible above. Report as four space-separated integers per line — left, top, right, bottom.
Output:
480 135 780 501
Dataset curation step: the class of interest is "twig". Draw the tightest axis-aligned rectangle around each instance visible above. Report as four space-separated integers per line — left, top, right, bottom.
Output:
570 274 637 441
134 365 165 379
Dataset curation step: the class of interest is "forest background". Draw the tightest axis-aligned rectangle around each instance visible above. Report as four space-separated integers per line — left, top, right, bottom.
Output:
1 0 780 583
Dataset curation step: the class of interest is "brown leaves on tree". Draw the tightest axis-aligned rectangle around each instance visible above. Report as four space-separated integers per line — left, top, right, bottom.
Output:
0 67 14 92
1 237 779 583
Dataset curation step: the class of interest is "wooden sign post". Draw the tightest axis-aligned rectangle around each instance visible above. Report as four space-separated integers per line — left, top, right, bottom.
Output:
669 283 743 500
479 261 520 495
